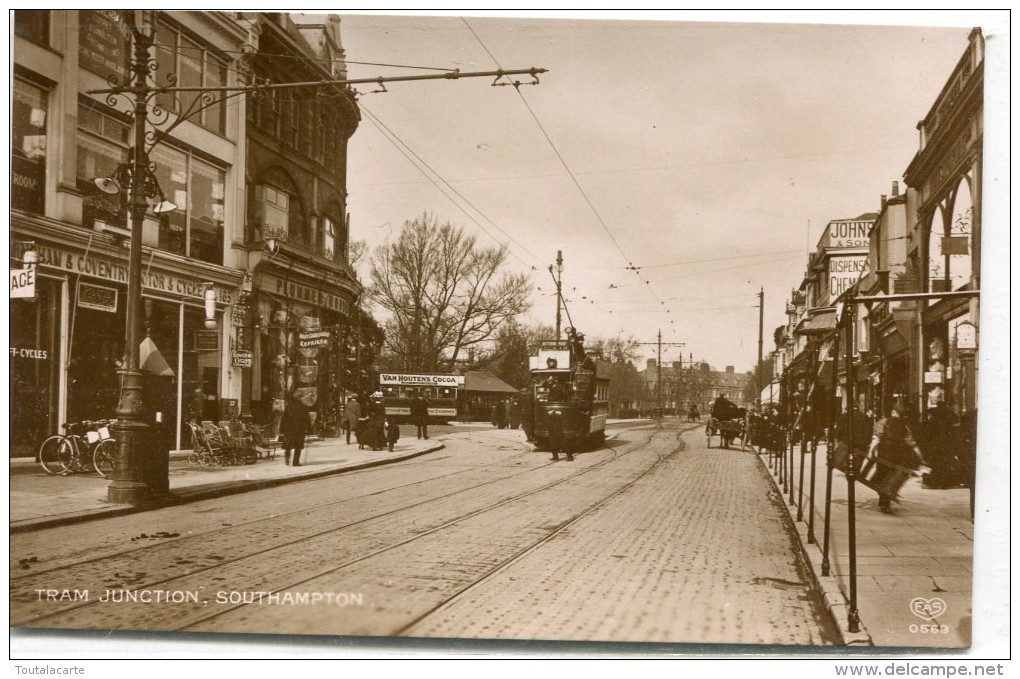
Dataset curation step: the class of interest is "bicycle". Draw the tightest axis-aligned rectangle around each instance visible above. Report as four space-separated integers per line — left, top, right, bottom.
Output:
38 420 116 477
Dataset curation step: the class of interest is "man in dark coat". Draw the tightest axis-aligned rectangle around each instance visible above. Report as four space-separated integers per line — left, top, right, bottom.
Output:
711 394 739 422
281 394 311 466
342 396 361 445
410 394 431 440
520 386 536 442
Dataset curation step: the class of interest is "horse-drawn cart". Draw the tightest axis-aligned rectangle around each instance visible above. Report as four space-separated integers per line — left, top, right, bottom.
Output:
706 415 744 449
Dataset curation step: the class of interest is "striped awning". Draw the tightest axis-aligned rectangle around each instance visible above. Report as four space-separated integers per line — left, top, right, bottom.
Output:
794 309 837 336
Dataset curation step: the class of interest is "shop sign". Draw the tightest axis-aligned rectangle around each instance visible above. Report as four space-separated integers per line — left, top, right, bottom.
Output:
78 282 118 312
268 274 349 314
924 371 944 384
14 240 235 304
299 330 331 348
10 347 49 360
231 350 253 368
379 373 464 387
823 219 871 248
828 255 868 301
10 267 36 299
195 330 220 351
955 322 977 351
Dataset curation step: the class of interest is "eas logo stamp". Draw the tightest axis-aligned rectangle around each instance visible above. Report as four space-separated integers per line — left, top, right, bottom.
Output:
909 597 949 634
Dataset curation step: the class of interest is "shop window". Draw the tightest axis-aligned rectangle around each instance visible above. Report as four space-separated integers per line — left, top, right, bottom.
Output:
154 21 227 135
14 10 50 46
12 79 48 215
11 279 61 458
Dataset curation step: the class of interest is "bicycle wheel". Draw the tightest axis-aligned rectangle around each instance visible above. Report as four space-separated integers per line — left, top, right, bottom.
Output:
39 436 68 475
92 440 116 477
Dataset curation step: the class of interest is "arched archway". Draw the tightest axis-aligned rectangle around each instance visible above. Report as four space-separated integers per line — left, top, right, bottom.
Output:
925 176 974 303
250 166 309 247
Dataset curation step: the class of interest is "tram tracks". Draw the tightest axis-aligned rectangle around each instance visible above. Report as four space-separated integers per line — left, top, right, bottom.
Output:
12 426 664 631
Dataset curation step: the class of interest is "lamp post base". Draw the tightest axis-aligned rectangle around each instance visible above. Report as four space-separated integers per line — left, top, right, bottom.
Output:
109 371 151 505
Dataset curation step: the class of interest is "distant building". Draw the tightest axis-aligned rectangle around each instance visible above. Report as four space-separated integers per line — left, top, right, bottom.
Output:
637 359 753 416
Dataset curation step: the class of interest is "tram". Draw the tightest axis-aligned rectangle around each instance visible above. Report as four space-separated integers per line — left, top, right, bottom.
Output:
378 373 462 424
529 329 610 456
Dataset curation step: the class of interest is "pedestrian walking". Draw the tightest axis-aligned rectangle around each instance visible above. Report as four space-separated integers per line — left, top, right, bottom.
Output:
867 399 927 513
384 415 401 452
342 396 361 445
190 387 205 423
520 386 536 443
832 403 873 475
364 392 386 451
281 393 310 466
410 394 431 440
921 399 962 489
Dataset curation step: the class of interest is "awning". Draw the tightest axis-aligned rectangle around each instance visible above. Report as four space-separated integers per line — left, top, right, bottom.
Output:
794 309 837 336
140 336 175 377
760 381 781 405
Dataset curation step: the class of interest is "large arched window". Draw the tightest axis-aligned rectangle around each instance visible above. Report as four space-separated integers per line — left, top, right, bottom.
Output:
251 167 308 246
926 177 974 303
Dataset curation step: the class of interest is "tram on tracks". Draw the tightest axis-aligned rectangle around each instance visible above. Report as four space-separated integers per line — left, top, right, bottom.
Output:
529 328 610 459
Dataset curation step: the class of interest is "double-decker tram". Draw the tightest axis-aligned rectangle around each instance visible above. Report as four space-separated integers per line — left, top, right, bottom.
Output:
378 373 462 424
529 330 610 456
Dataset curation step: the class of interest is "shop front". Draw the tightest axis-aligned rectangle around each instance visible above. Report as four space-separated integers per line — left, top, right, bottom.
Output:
250 268 355 440
10 228 239 457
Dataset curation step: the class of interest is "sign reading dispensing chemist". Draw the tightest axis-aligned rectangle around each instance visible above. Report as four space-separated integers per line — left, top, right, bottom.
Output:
828 255 868 302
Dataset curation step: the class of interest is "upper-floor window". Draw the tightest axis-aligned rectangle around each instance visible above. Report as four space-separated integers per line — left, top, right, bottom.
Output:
322 216 337 258
14 10 50 46
260 185 290 235
155 21 227 135
150 144 227 265
77 103 130 230
12 78 49 215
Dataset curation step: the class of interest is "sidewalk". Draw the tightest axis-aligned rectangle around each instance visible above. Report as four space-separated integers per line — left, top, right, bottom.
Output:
9 436 444 533
759 441 974 649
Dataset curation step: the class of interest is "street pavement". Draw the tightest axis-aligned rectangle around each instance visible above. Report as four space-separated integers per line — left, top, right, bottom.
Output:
754 439 974 650
8 419 976 651
9 429 446 533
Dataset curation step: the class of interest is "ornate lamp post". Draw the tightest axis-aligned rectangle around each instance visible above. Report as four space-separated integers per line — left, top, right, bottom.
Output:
107 10 160 504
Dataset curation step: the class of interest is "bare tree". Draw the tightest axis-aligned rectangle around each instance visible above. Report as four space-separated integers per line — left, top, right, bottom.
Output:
369 213 532 372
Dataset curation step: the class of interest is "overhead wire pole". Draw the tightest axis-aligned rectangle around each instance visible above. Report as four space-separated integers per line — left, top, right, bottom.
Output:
758 287 765 405
85 19 548 503
635 331 685 426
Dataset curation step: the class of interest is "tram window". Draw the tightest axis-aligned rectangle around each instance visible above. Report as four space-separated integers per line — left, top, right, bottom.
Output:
382 386 398 398
438 387 455 399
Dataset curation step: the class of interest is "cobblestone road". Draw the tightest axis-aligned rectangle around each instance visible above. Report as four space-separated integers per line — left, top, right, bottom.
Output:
11 422 838 646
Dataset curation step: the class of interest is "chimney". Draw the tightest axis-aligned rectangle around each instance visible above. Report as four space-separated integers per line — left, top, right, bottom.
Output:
725 366 734 373
892 181 900 197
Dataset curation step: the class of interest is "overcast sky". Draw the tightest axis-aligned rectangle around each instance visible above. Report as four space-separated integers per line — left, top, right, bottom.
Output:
332 10 1001 373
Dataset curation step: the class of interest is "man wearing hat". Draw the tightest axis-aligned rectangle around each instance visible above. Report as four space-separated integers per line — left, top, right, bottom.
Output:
342 395 361 445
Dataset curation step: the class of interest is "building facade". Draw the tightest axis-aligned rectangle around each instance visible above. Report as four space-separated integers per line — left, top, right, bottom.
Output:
10 11 362 457
11 10 249 456
770 29 982 442
238 13 362 438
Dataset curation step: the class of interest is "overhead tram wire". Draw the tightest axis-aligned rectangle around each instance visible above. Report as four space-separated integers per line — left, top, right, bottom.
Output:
359 106 541 267
460 17 683 338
